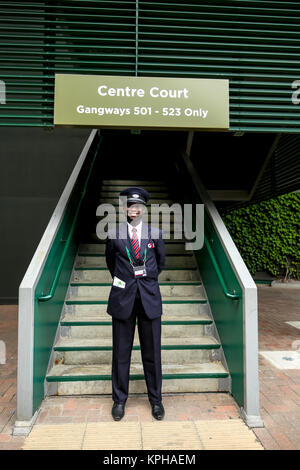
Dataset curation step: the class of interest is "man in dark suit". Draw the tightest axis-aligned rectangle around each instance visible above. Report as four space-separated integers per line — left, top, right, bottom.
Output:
105 187 166 421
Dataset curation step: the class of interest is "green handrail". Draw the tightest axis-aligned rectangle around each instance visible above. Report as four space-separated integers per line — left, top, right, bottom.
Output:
204 235 240 301
37 136 102 302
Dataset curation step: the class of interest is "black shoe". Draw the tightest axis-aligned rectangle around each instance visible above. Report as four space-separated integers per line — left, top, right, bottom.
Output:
151 402 165 420
112 402 125 421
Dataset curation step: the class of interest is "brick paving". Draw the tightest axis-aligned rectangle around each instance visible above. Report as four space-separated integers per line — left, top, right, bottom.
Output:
0 305 24 450
253 285 300 450
0 284 300 450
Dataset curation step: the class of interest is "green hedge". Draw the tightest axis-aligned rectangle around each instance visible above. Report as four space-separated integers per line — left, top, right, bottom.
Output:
222 193 300 279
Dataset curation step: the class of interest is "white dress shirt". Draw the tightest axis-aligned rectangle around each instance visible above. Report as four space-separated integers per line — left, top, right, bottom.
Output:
127 220 142 245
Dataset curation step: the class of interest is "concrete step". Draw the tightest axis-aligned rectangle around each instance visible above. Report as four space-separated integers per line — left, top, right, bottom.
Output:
95 213 178 222
69 283 205 299
66 295 207 305
45 178 230 398
61 312 212 325
65 294 207 307
60 317 210 339
99 190 170 199
46 361 229 395
91 231 187 242
78 243 194 255
73 268 200 282
101 180 168 186
90 229 188 242
98 198 176 205
95 208 184 218
63 301 210 317
95 219 184 232
95 204 183 211
100 185 169 192
86 233 187 243
53 336 220 365
75 256 197 268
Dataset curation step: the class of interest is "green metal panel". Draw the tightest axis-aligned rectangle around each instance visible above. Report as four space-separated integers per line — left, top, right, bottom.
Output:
220 133 300 211
33 202 78 413
178 154 244 406
0 0 137 127
194 214 244 407
250 134 300 201
138 0 300 133
0 0 299 131
32 132 101 414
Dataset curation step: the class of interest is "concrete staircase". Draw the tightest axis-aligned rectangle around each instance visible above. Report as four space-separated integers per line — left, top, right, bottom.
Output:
46 180 229 396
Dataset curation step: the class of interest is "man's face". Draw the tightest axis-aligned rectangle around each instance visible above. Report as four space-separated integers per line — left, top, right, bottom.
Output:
125 202 145 221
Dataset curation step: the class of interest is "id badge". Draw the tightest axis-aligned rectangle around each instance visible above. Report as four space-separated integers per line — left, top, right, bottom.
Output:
133 264 147 278
113 276 126 288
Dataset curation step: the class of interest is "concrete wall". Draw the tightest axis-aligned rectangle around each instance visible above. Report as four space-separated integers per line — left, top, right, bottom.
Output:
0 127 90 303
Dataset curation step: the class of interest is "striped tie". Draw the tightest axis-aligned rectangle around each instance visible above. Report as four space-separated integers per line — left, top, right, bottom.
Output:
131 227 140 259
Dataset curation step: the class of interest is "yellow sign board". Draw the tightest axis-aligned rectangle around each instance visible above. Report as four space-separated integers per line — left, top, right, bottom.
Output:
54 74 229 130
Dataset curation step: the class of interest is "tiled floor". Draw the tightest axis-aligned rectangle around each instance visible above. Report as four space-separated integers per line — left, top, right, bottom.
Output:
0 284 300 450
21 419 263 450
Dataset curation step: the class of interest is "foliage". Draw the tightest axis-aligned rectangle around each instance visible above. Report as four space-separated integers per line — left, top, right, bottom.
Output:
222 193 300 279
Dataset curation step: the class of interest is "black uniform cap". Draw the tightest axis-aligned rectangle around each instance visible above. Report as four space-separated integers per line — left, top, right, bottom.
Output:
119 187 150 205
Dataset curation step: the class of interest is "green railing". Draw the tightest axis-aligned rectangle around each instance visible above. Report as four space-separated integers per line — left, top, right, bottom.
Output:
204 235 240 301
195 213 244 407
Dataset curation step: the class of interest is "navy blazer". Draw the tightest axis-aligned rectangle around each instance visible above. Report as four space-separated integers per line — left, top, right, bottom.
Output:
105 222 166 320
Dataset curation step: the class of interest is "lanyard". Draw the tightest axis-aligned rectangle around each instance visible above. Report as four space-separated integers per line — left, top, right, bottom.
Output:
126 246 147 266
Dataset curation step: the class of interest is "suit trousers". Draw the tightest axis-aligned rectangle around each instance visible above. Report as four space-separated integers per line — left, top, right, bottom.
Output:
111 292 162 405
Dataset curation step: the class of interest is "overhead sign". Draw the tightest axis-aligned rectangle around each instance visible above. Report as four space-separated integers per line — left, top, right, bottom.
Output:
54 74 229 130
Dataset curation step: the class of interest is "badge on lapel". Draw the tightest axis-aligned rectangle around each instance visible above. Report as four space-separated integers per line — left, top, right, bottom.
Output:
148 242 155 249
